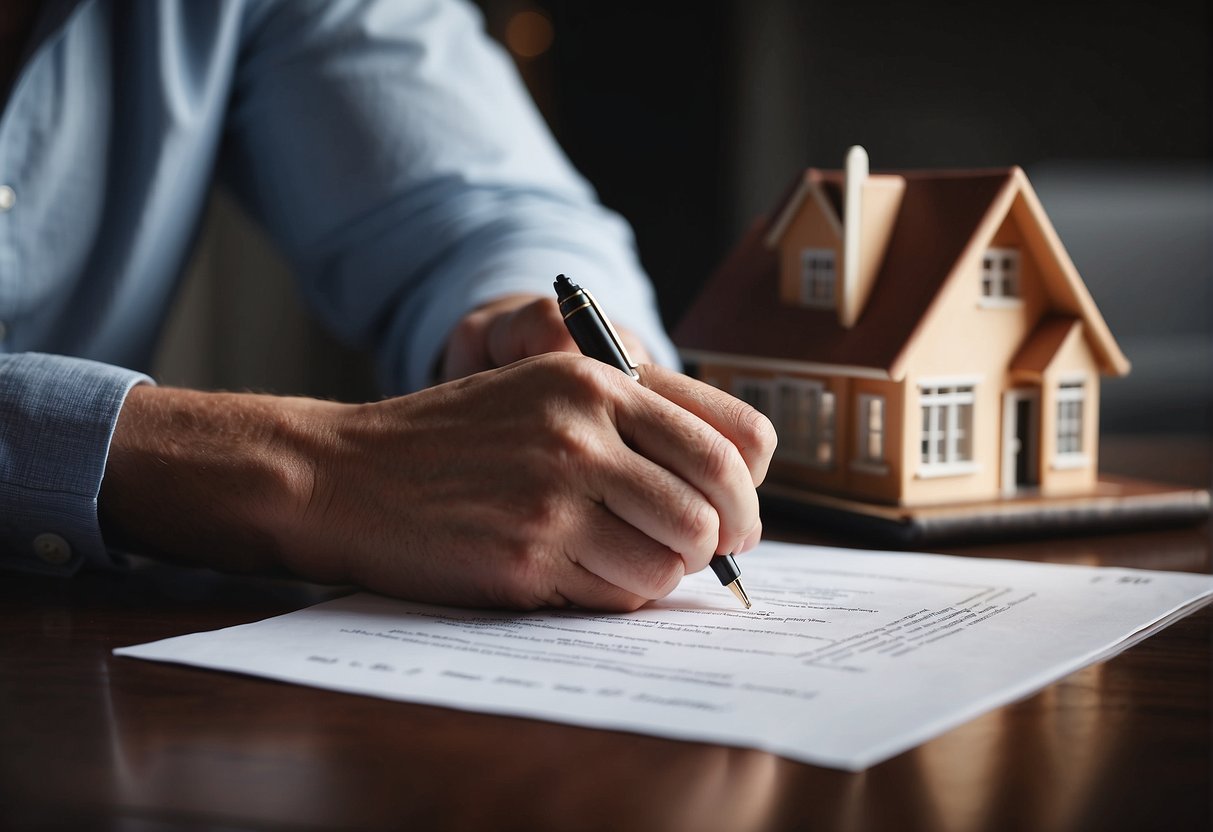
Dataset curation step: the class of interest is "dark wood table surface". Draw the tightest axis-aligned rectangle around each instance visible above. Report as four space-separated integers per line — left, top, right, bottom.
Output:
3 436 1210 832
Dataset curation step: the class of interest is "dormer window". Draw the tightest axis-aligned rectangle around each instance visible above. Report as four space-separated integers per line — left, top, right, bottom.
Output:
980 247 1021 303
800 248 836 308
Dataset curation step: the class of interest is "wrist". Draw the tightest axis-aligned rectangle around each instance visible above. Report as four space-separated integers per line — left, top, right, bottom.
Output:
99 386 345 579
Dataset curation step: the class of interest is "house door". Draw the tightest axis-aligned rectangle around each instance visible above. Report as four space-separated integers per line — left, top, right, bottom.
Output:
1001 389 1040 496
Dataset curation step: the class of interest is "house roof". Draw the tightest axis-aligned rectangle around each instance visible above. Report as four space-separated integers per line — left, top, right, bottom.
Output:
674 167 1130 380
1010 316 1082 380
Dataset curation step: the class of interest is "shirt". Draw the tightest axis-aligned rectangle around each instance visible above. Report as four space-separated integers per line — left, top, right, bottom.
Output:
0 0 678 576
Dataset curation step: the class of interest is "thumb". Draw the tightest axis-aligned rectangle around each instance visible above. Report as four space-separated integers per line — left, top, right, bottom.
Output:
486 297 579 365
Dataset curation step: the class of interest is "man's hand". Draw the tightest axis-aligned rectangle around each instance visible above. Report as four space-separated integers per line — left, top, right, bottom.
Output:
100 353 775 611
440 293 652 381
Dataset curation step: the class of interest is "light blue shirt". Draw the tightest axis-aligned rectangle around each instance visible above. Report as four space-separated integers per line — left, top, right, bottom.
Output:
0 0 677 576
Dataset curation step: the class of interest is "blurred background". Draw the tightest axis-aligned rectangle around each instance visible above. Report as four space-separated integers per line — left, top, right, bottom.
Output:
157 0 1211 436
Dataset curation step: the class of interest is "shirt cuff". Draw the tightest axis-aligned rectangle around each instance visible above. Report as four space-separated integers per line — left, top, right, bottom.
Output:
0 353 152 576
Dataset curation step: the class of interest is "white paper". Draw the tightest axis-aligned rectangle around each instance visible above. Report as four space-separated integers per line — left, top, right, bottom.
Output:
115 542 1213 770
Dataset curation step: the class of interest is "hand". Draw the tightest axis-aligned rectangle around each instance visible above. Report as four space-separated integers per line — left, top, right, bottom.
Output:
100 354 775 611
440 293 652 381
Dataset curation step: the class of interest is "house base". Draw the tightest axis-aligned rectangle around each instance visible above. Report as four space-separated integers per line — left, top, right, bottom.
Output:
760 476 1211 547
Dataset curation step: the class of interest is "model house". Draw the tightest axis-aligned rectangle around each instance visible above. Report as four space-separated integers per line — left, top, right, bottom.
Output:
675 147 1130 509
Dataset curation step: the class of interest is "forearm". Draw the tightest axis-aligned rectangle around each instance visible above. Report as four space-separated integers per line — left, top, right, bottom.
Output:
222 0 676 394
98 385 344 580
94 355 774 611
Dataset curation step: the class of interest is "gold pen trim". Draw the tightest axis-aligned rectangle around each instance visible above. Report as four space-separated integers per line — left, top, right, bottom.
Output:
560 300 592 319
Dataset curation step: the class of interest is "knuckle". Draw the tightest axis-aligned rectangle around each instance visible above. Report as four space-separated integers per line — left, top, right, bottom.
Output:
531 351 596 396
525 299 574 352
499 538 552 600
513 490 565 539
676 498 719 558
531 297 564 328
452 309 484 339
699 432 737 484
576 367 621 405
644 554 686 599
736 402 778 457
544 418 600 472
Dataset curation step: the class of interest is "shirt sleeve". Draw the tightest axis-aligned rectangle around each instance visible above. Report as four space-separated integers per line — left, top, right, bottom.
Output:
0 353 151 575
221 0 678 395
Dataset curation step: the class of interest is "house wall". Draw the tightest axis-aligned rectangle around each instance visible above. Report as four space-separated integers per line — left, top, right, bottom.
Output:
692 360 903 504
767 372 851 495
1038 328 1101 496
842 377 903 504
777 196 841 305
898 195 1054 506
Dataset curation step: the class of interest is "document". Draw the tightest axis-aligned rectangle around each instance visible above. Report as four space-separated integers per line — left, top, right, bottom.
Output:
114 542 1213 770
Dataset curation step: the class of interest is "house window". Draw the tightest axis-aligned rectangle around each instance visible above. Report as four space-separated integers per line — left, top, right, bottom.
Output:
737 376 835 467
856 394 885 465
920 384 975 470
799 249 836 308
775 379 835 467
1056 381 1085 458
980 247 1021 301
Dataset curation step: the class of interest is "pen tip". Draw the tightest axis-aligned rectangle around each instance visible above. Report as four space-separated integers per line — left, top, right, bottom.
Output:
728 580 752 609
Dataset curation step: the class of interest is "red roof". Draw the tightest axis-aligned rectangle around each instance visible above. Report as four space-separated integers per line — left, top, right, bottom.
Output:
675 170 1017 373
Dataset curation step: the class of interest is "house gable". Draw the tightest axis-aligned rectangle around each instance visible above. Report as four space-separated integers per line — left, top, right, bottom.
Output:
897 186 1052 383
893 170 1129 382
770 178 843 308
674 171 1015 375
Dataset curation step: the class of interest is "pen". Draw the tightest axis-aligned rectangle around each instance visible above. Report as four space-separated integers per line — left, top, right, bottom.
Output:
553 273 752 610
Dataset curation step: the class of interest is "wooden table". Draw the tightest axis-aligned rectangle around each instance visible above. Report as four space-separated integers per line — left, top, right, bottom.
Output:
3 436 1210 831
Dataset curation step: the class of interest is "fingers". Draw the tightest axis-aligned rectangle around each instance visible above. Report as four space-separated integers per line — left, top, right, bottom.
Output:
638 364 778 487
443 294 657 382
440 294 573 381
618 328 653 366
549 564 651 613
738 518 763 553
563 501 687 604
590 446 720 571
606 377 762 559
485 296 579 367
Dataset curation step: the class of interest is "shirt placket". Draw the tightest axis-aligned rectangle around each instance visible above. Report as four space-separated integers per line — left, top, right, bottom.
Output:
0 51 42 353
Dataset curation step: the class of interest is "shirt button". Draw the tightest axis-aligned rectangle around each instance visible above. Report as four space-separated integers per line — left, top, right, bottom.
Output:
0 185 14 212
33 532 73 566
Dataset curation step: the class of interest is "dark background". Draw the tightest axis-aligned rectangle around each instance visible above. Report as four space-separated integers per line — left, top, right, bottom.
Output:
166 1 1211 434
470 0 1211 433
478 0 1210 323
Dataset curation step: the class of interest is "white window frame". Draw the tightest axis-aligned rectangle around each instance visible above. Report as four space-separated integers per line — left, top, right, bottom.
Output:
918 379 979 478
979 247 1022 307
799 248 837 309
1053 377 1089 469
851 394 888 475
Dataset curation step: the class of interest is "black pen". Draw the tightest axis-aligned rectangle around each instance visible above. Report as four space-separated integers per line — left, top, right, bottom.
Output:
553 273 752 610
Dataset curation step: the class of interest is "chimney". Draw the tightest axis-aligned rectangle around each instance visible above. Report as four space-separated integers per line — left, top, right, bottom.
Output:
839 146 905 328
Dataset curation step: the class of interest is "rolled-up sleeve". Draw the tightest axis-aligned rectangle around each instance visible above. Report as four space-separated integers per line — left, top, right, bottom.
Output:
0 353 151 575
221 0 678 394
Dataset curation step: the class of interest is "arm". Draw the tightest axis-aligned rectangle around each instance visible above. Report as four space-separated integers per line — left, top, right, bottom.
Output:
100 355 774 610
95 0 776 608
220 0 677 393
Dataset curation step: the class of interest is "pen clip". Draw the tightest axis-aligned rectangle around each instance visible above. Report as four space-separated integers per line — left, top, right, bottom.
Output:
583 288 639 377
